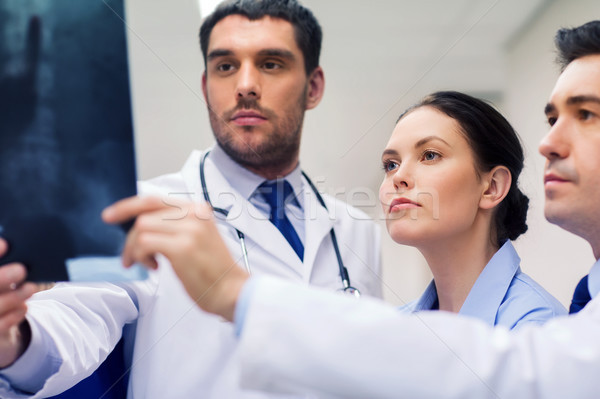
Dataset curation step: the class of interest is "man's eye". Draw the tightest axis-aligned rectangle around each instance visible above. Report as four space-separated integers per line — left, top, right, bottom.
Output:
217 63 234 72
579 109 594 120
264 62 281 70
547 116 557 127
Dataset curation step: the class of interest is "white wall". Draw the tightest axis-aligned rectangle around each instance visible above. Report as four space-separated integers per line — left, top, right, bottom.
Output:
504 0 600 306
125 0 207 180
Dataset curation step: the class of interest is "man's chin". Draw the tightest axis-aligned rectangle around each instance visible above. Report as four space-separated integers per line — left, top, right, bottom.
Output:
544 205 567 227
544 206 587 239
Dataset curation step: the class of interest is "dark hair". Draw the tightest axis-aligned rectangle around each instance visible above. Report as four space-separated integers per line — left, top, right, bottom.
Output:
555 20 600 71
199 0 322 75
397 91 529 247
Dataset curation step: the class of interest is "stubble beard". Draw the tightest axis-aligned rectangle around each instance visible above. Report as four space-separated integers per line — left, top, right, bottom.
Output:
208 93 306 174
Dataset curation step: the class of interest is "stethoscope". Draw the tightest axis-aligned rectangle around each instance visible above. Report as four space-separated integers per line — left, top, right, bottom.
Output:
199 150 360 298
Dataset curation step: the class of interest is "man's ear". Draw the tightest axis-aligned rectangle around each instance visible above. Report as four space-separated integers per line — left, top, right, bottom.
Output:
202 71 208 102
480 166 512 210
305 66 325 110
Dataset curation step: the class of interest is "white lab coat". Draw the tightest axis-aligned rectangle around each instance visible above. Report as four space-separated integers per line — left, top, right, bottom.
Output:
8 149 383 398
238 276 600 399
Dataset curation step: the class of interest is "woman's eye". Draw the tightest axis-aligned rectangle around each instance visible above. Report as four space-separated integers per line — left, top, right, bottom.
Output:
382 160 398 173
422 151 439 162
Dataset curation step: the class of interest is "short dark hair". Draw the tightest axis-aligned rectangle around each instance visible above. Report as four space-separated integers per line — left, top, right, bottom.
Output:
397 91 529 247
555 20 600 71
199 0 322 75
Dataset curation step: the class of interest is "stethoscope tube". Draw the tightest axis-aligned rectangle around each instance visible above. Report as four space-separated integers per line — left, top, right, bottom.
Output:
199 150 360 297
300 171 355 295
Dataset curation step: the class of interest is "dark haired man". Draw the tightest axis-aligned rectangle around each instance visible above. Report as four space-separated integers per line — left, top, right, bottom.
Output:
0 1 382 397
106 19 600 399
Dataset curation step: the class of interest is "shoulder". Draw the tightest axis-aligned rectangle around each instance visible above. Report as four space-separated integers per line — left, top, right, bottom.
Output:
137 150 203 196
498 269 567 329
139 172 186 196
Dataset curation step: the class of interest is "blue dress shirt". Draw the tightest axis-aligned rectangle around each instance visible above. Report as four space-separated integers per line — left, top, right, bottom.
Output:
397 241 566 329
586 256 600 299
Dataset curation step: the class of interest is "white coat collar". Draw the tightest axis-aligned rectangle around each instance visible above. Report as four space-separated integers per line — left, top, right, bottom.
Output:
183 147 334 279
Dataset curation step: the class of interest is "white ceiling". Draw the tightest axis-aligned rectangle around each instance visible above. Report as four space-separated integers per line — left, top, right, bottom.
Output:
306 0 551 98
281 0 553 191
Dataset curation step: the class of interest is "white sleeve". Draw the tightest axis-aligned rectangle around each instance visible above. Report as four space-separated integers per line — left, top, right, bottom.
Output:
0 281 145 398
239 276 600 399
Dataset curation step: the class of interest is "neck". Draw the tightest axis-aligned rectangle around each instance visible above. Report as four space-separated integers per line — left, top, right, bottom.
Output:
563 225 600 260
587 235 600 260
418 220 498 313
244 160 299 181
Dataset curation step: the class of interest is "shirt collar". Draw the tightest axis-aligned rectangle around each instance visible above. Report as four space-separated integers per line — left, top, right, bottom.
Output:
411 281 439 312
209 144 304 208
410 241 520 325
458 240 520 324
587 257 600 298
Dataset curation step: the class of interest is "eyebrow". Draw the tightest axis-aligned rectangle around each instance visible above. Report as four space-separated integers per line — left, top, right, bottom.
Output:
257 49 296 61
206 48 296 62
381 136 450 158
545 95 600 115
415 135 451 148
381 149 398 157
207 49 233 61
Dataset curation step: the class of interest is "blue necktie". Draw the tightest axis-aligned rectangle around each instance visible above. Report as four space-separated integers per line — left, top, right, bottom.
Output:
569 274 591 314
259 180 304 260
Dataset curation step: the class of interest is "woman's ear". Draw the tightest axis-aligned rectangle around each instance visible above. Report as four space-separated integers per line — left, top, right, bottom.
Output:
480 166 512 210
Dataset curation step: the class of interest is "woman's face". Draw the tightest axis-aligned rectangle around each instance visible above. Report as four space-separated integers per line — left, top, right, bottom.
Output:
379 106 488 246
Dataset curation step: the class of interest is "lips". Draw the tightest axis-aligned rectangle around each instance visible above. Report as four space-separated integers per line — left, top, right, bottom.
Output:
544 173 569 185
231 110 267 126
389 197 420 213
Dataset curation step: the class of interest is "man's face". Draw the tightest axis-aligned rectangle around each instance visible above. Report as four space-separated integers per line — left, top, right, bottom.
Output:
540 54 600 253
202 15 324 175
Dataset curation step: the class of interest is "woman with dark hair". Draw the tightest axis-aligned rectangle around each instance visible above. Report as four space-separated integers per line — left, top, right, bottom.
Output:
381 91 565 327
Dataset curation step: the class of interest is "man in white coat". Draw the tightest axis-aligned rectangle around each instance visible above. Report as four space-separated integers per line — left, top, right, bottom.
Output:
104 20 600 399
0 1 382 397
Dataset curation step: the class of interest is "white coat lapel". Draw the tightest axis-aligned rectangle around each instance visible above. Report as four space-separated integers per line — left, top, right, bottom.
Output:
180 150 205 203
227 199 303 273
301 177 334 283
194 150 303 274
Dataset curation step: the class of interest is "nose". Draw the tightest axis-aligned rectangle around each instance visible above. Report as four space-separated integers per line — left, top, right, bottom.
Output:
539 119 570 161
379 162 414 212
392 163 413 190
236 62 261 100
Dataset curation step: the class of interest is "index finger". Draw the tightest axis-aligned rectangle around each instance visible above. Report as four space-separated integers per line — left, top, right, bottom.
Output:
0 239 7 257
102 196 168 224
0 264 27 291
